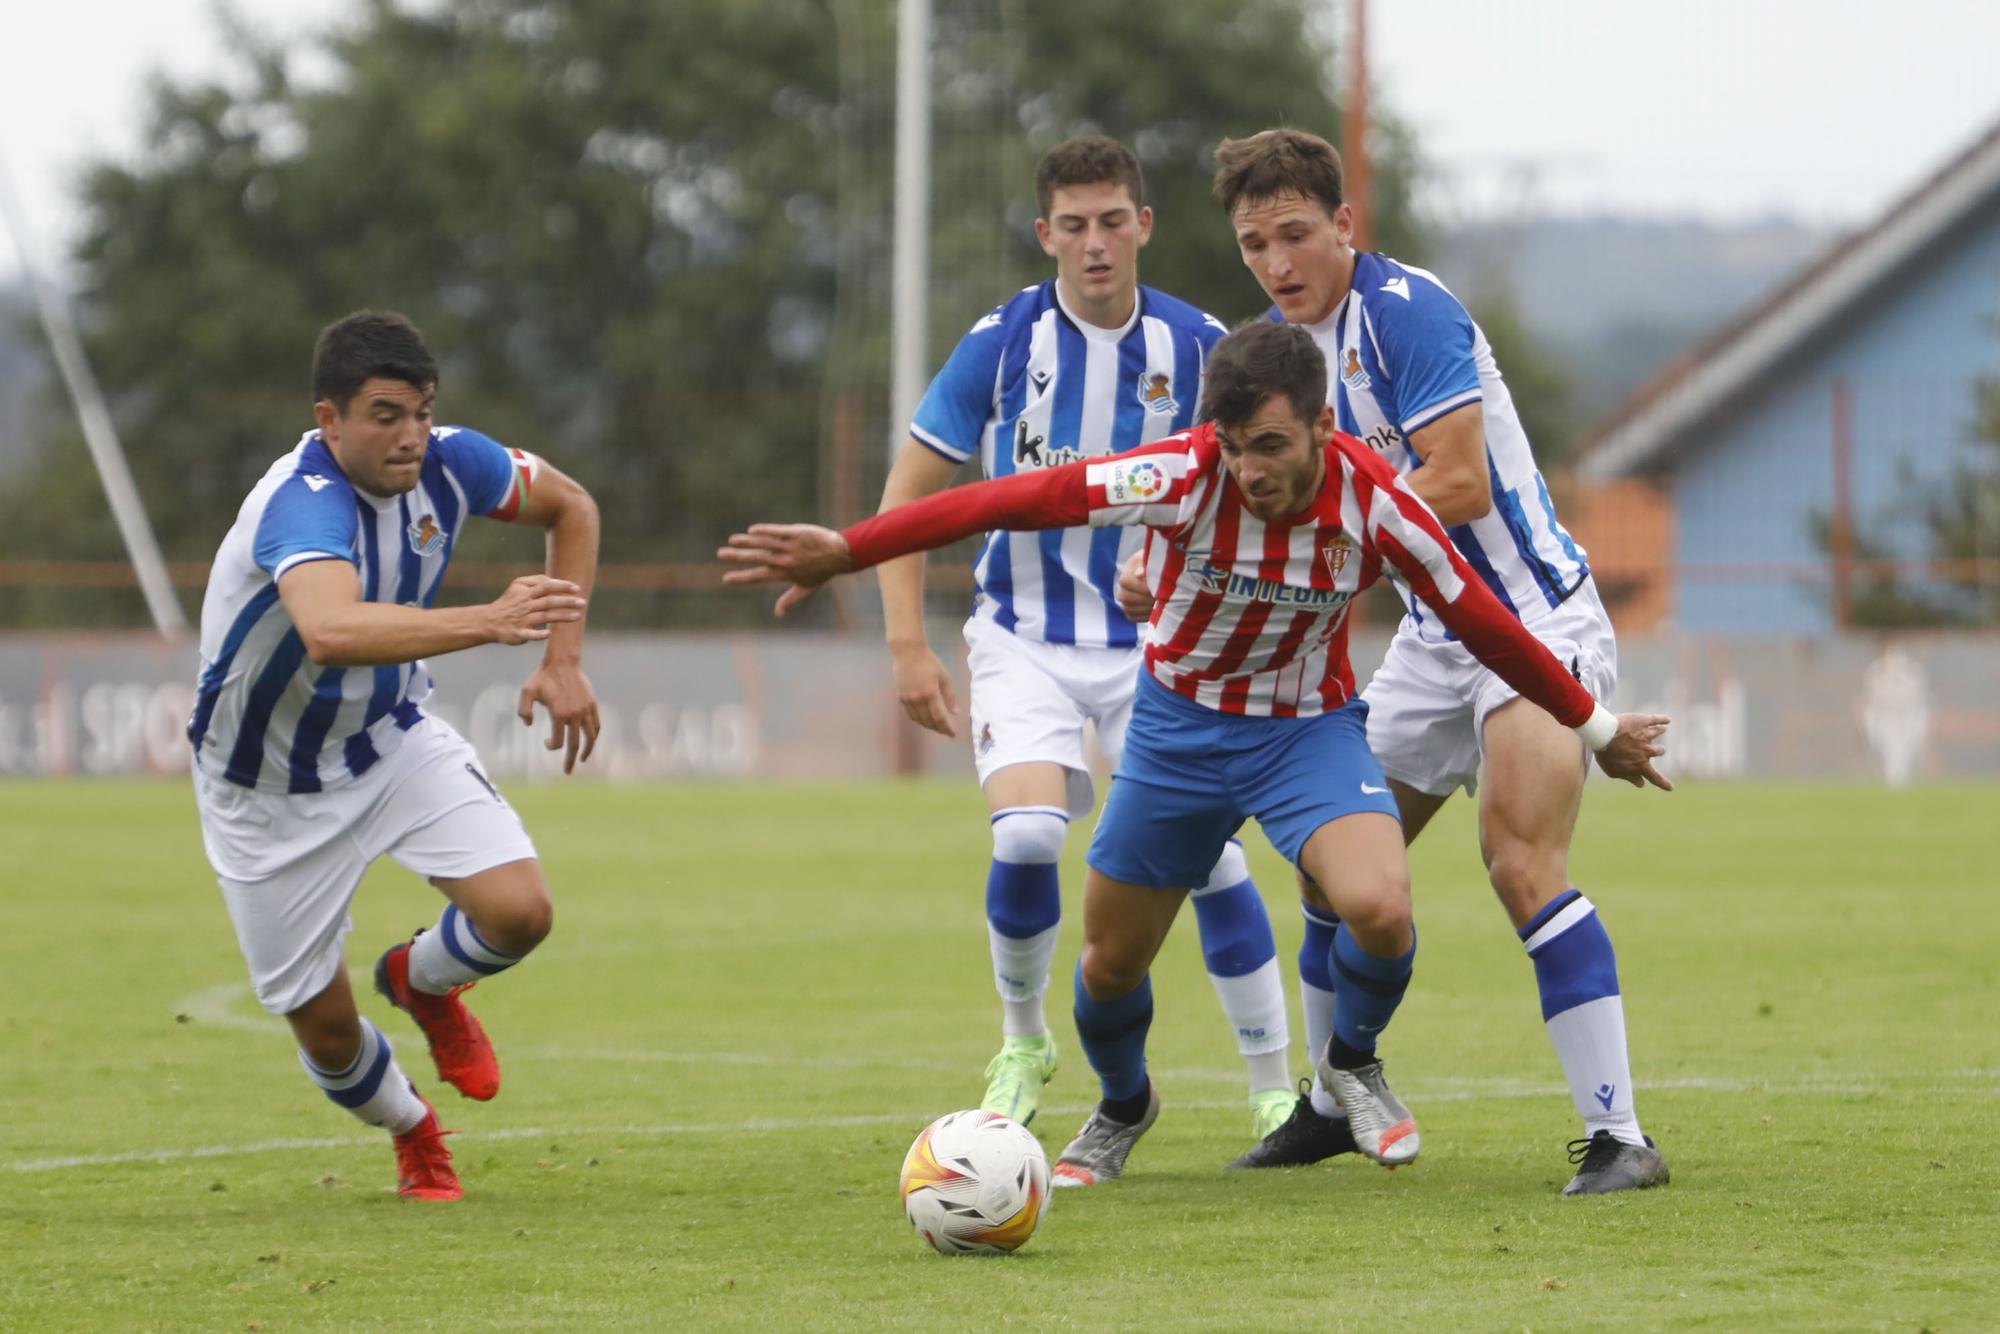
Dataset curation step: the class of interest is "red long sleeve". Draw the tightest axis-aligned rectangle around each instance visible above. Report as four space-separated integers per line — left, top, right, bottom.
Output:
1422 561 1595 727
1354 445 1596 728
842 462 1091 571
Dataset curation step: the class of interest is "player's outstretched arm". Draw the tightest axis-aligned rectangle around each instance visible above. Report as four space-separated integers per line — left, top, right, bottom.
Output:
1354 451 1672 790
279 559 587 667
717 524 855 618
721 461 1092 619
492 460 603 773
1595 715 1673 790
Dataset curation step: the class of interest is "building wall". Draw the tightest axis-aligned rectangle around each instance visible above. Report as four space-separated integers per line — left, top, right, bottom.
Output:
1668 197 2000 633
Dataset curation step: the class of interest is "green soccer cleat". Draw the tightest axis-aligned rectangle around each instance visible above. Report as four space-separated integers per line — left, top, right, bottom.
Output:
980 1033 1059 1126
1250 1087 1297 1141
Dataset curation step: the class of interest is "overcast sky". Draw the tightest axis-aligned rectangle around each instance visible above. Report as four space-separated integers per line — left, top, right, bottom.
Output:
5 0 1999 279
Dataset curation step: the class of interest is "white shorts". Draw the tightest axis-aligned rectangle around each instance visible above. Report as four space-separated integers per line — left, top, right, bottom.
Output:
963 616 1140 817
1362 579 1619 797
193 714 539 1015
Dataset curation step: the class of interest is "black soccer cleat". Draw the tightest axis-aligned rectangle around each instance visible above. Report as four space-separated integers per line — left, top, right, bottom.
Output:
1226 1083 1360 1169
1562 1130 1671 1196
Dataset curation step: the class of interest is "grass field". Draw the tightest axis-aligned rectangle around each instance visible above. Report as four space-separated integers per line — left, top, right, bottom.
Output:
2 777 1996 1330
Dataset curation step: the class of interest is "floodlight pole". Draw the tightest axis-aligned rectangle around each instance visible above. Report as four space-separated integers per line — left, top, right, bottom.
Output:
1343 0 1372 252
889 0 931 460
0 147 187 637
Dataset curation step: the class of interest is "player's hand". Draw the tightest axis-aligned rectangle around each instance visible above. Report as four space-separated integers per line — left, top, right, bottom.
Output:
486 576 587 645
891 641 960 738
518 659 601 774
718 524 854 618
1115 551 1151 621
1595 712 1672 790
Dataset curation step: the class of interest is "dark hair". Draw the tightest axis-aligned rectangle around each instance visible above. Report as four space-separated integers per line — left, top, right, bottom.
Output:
311 310 438 410
1212 129 1343 218
1034 135 1145 217
1199 319 1327 431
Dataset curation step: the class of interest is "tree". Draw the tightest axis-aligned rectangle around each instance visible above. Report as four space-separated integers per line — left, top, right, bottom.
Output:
3 0 1422 628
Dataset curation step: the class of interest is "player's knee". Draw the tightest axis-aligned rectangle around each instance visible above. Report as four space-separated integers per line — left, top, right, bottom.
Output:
476 890 554 955
1332 868 1412 946
1078 943 1148 1002
990 808 1068 865
1484 842 1565 916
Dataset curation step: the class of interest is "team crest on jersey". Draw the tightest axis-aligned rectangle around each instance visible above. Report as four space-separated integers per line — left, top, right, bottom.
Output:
1136 372 1179 416
407 513 446 557
1341 347 1372 392
1322 535 1356 583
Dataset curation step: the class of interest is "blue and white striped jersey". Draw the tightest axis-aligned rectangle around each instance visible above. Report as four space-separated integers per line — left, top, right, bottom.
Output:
188 426 533 793
910 280 1226 648
1292 252 1590 643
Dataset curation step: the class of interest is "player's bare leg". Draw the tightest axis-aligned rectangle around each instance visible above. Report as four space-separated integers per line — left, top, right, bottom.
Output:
375 857 553 1102
1480 698 1668 1195
1052 869 1186 1186
287 969 457 1200
1294 811 1421 1165
977 761 1071 1123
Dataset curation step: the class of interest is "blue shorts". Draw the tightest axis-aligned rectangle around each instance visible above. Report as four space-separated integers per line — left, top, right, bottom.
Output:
1086 673 1401 890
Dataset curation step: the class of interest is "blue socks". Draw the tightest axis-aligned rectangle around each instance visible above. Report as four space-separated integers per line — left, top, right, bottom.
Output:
1185 841 1291 1093
985 807 1067 1036
1520 890 1644 1142
1071 959 1153 1104
1329 923 1416 1057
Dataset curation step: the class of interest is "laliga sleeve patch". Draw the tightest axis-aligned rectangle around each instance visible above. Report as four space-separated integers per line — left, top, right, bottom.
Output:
488 448 543 520
1102 458 1169 506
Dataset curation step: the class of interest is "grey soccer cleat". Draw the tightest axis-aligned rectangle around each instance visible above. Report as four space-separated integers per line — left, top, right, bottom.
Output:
1050 1085 1161 1188
1227 1079 1361 1169
1317 1053 1420 1167
1563 1131 1671 1196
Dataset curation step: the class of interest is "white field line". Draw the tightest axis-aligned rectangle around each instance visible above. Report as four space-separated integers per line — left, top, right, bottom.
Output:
11 1073 1995 1176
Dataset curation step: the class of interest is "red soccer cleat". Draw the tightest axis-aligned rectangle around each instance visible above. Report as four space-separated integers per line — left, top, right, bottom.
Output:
393 1098 462 1202
375 939 502 1101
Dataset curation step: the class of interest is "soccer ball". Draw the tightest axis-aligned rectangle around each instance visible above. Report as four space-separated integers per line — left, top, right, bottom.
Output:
898 1110 1050 1256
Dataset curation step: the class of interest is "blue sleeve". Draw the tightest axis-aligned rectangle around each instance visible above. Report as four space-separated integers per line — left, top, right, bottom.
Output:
431 426 517 515
1372 281 1482 436
253 475 358 577
908 307 1008 463
1193 309 1228 354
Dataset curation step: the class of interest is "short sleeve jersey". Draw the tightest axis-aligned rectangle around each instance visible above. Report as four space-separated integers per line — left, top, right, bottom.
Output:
188 427 536 793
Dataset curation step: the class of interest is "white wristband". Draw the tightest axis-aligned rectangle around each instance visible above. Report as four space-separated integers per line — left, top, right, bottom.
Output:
1575 702 1618 752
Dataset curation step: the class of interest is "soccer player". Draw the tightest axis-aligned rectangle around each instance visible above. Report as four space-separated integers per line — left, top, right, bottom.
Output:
1186 129 1672 1195
188 310 602 1202
875 136 1295 1137
720 320 1670 1187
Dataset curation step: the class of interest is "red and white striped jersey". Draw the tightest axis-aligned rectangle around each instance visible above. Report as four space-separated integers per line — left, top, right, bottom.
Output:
843 422 1597 723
